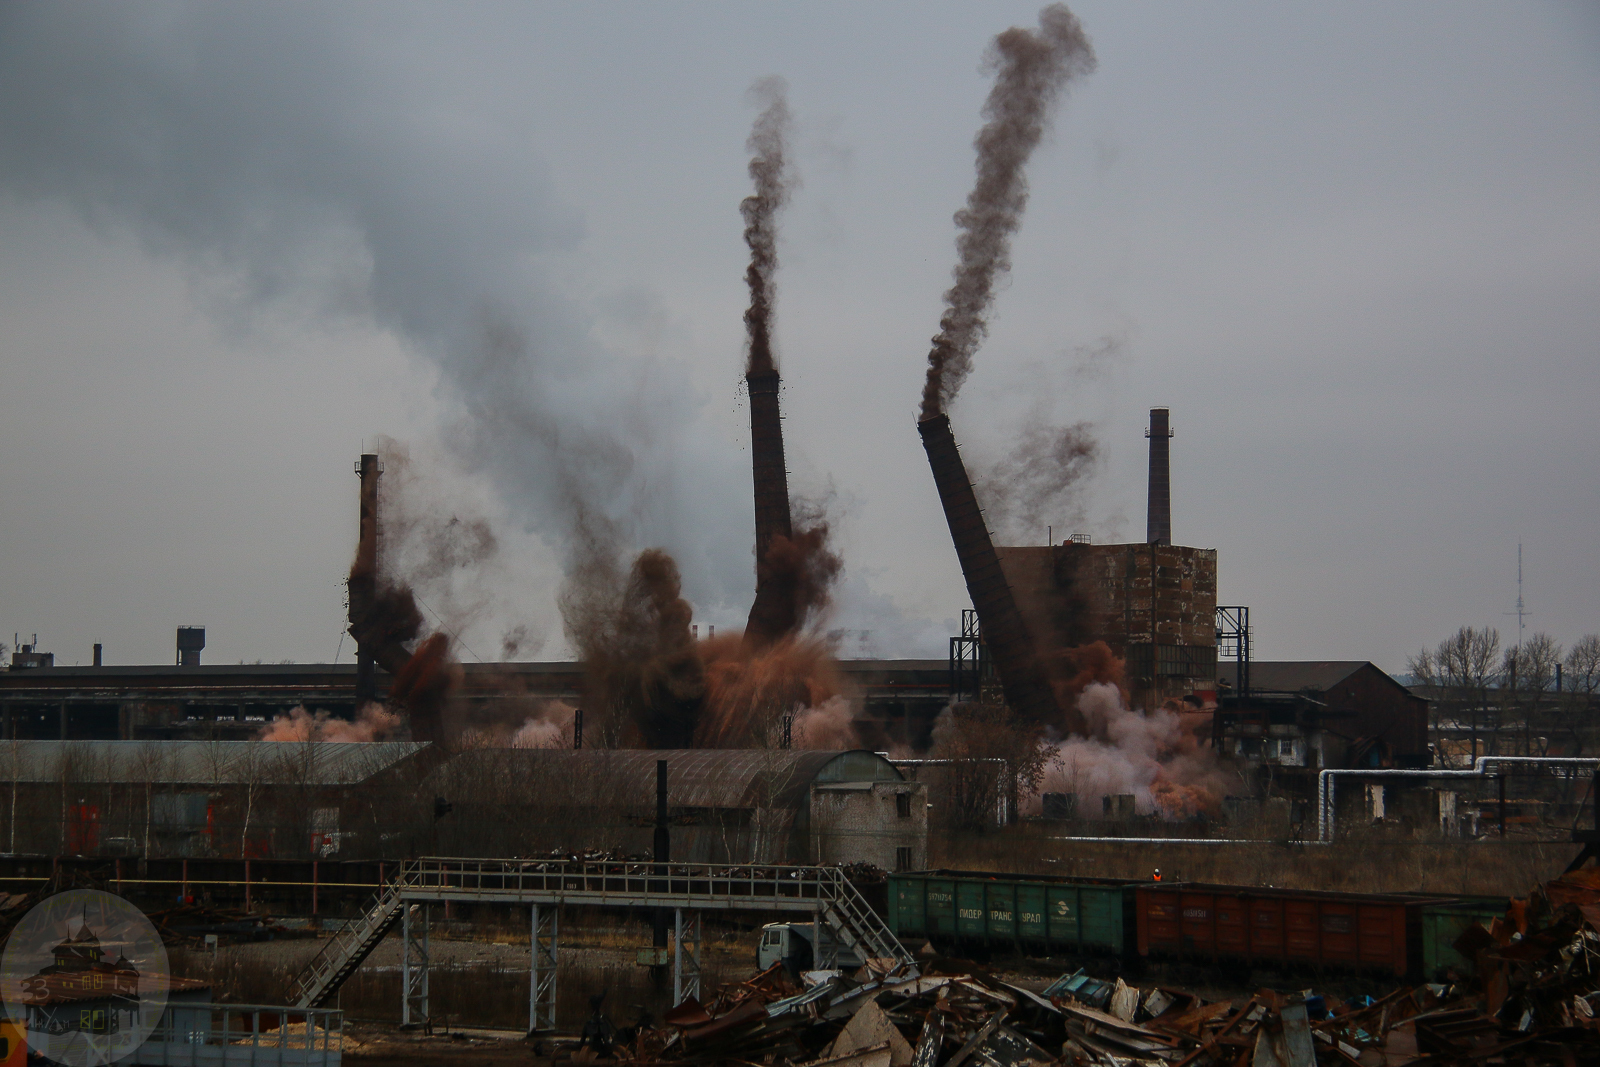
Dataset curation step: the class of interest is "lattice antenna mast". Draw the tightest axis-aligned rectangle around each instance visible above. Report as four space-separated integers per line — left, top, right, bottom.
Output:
1503 542 1530 650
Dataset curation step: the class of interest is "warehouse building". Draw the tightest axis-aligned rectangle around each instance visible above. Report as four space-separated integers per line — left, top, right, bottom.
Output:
425 748 927 870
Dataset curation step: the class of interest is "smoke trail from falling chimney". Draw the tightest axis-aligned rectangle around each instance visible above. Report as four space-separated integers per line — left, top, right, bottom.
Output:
742 77 793 377
919 4 1096 419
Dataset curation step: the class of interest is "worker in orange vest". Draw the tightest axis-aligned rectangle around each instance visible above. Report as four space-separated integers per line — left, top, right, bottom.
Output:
1153 868 1162 882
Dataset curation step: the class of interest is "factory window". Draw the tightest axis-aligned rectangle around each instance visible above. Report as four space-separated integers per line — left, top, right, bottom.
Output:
895 846 913 872
896 792 912 818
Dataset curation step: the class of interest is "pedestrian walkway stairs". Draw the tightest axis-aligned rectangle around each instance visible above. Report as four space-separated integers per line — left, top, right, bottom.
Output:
290 857 911 1010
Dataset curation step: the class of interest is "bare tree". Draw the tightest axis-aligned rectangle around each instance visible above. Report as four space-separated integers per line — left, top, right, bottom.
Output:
1503 633 1562 756
1567 635 1600 697
1409 626 1502 766
1551 635 1600 757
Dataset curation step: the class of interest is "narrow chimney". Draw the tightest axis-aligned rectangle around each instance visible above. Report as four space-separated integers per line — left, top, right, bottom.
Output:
1146 408 1173 546
744 371 796 645
917 414 1075 731
92 644 102 668
352 453 381 705
176 626 205 667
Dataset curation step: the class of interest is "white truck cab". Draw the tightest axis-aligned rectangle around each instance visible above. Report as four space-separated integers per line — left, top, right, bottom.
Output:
756 922 865 973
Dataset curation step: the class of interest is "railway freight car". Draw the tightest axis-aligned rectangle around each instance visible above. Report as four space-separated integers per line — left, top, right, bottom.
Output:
888 869 1140 956
1134 883 1456 978
1417 898 1509 981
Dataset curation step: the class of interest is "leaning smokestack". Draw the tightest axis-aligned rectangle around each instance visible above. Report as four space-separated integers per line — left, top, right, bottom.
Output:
1145 408 1172 546
744 370 796 644
918 414 1072 730
740 79 799 649
352 453 381 705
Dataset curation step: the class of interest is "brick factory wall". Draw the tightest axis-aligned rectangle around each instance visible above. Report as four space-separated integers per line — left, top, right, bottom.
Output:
809 781 927 871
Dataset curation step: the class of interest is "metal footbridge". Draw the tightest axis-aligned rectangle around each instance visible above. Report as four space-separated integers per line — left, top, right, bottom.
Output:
289 857 911 1030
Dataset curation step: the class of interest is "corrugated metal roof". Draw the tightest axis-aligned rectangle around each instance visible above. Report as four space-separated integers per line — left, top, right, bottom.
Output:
432 748 902 811
0 741 427 785
1215 661 1376 693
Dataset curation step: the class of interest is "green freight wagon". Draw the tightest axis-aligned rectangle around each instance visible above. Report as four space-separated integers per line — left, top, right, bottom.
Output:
1418 897 1507 981
888 870 1138 955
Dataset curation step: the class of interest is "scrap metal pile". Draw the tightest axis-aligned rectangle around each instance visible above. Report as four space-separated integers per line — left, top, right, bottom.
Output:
587 867 1600 1066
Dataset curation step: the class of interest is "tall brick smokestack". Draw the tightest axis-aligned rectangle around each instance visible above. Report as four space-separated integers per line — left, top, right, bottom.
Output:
346 451 448 745
744 370 797 643
352 453 381 705
1146 407 1172 546
918 414 1070 729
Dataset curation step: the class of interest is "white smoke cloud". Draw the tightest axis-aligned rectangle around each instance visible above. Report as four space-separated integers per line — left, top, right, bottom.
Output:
1037 682 1234 817
0 2 753 639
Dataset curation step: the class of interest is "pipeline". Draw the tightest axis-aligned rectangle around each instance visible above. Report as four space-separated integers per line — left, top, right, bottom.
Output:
1316 756 1599 842
917 414 1070 730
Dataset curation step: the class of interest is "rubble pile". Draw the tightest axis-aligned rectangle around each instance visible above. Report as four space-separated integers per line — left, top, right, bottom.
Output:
589 866 1600 1065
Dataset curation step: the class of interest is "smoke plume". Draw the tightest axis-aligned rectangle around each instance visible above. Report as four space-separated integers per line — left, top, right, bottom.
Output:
561 545 706 748
1038 682 1233 818
0 5 758 647
920 4 1096 419
695 630 855 748
742 77 793 377
976 418 1098 545
258 703 403 743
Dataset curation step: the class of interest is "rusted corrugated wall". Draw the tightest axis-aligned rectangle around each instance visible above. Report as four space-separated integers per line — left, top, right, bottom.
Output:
744 369 796 644
917 414 1068 729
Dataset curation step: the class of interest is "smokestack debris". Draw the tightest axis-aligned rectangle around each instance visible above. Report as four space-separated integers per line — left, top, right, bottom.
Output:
920 4 1096 419
1146 407 1172 546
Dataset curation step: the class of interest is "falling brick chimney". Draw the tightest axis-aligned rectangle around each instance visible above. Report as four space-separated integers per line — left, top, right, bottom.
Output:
917 413 1068 728
1146 407 1172 546
744 370 797 645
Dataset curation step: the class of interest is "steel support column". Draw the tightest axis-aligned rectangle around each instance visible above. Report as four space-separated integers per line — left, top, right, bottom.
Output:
673 908 701 1006
401 904 429 1027
529 904 558 1033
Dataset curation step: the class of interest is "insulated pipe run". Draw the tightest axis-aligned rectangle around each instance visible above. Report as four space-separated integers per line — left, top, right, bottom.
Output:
1316 757 1599 841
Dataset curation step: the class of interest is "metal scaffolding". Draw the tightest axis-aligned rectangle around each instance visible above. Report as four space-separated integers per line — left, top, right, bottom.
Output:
673 908 700 1006
530 904 558 1033
401 903 429 1027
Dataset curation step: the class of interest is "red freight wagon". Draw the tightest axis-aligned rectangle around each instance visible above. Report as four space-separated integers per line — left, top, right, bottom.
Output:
1135 884 1446 978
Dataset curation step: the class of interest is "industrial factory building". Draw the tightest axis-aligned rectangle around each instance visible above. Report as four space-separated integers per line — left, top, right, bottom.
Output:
1212 660 1431 772
0 657 951 746
997 541 1218 710
0 739 428 858
424 748 927 871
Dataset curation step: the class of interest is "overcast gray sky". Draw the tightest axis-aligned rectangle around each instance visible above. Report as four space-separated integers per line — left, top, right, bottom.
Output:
1 1 1595 673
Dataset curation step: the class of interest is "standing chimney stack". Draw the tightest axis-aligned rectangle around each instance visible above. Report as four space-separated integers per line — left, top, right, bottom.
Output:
1146 408 1173 546
176 626 205 667
352 453 382 705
